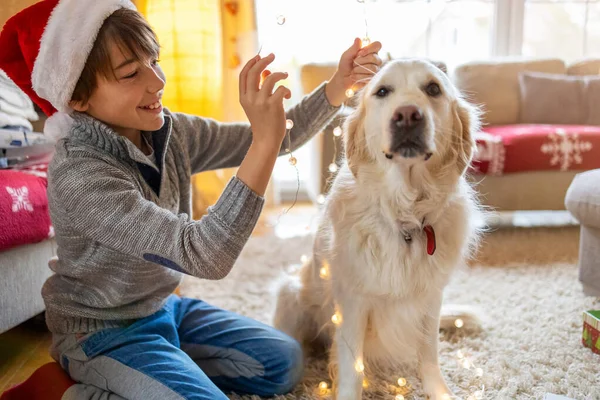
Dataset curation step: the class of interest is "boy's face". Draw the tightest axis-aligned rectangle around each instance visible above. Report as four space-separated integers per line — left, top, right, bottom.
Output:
73 40 166 137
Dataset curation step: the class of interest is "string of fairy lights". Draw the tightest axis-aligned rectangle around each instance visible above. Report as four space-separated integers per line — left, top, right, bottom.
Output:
265 1 487 398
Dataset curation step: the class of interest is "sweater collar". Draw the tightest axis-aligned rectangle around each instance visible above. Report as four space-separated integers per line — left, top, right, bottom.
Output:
69 111 172 168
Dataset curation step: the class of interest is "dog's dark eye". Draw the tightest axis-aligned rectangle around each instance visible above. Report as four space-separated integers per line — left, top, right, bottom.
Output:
425 82 442 97
375 87 390 98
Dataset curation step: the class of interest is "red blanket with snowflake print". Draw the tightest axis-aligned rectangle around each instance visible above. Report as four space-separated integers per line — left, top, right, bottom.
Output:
0 164 52 251
470 125 600 175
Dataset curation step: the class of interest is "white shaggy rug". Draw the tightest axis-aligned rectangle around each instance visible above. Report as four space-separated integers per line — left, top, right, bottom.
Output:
180 234 600 400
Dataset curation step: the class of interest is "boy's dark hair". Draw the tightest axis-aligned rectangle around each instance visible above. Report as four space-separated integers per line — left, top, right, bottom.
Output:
71 9 160 105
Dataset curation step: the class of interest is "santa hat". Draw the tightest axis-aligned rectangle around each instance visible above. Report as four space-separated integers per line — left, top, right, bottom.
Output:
0 0 136 139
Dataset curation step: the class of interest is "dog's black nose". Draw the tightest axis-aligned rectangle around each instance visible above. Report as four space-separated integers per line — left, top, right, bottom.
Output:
393 105 423 128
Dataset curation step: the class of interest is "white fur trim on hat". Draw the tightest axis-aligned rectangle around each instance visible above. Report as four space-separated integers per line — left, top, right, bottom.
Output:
32 0 136 114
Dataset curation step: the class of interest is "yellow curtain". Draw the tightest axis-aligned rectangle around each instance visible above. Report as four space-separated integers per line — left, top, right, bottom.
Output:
136 0 259 218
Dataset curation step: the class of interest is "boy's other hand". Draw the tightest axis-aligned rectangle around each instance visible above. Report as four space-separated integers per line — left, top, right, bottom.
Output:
325 38 383 107
239 53 291 149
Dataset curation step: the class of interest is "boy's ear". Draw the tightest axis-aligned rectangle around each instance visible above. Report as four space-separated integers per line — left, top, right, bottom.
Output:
69 100 89 112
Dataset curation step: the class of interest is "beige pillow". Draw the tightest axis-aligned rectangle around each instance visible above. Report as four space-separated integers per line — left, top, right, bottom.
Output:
519 71 600 126
453 58 566 126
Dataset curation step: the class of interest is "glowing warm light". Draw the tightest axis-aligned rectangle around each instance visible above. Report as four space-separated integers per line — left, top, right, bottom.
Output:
333 126 343 137
331 311 342 325
319 266 329 279
454 318 464 328
286 119 294 129
354 359 364 373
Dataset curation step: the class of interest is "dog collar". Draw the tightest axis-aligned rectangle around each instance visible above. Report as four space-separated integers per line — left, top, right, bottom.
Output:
403 223 436 256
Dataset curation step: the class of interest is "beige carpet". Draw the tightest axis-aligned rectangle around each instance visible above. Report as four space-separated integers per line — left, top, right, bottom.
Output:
180 229 600 400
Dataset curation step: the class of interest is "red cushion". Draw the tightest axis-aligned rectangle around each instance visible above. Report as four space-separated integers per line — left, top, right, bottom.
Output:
0 163 52 251
0 362 75 400
471 124 600 175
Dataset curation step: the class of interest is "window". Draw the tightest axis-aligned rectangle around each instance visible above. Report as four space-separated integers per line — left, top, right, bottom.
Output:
522 0 600 62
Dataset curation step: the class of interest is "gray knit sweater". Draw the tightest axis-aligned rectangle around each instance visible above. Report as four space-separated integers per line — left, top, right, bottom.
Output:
43 83 339 334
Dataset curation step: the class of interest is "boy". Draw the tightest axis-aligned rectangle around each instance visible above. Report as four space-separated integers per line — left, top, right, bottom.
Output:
0 0 382 398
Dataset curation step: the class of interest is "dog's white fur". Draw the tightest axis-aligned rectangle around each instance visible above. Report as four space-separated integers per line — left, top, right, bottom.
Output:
273 59 484 399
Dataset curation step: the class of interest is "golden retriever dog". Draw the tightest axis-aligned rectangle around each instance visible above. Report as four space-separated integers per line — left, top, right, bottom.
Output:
273 59 484 399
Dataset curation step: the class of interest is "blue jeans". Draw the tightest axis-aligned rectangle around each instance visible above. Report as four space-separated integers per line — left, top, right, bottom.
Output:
51 295 303 399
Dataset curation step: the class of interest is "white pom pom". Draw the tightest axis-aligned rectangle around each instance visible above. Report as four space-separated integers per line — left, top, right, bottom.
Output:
43 112 74 142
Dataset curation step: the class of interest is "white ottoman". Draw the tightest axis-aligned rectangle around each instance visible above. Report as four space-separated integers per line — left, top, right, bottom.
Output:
565 169 600 296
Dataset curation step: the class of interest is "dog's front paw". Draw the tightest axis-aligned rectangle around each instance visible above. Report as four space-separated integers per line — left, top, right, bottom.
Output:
422 378 453 400
335 388 361 400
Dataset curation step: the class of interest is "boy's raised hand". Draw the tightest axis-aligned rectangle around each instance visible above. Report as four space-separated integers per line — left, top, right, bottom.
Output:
325 38 383 107
239 53 291 148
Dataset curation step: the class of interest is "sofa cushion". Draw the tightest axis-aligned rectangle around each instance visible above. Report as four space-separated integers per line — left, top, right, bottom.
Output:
453 59 566 126
472 125 600 175
0 164 52 251
518 72 600 125
565 169 600 228
567 59 600 76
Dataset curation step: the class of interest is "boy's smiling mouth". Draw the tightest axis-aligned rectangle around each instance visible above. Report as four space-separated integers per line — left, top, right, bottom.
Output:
139 99 163 113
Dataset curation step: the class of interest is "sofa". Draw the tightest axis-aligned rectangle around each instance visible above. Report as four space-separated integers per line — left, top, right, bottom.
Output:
300 58 600 211
565 169 600 296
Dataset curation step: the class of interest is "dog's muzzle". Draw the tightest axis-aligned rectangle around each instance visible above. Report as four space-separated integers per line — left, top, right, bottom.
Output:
386 105 432 160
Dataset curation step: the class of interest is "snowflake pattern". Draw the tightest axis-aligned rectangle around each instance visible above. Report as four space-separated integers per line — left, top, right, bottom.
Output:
540 129 593 171
6 186 34 212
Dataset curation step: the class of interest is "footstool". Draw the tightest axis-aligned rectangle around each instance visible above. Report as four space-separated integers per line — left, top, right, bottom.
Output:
565 169 600 296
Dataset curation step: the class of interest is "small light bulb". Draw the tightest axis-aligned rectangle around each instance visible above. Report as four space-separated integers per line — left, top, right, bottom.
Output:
455 318 464 328
354 359 364 373
395 395 405 400
289 156 297 166
475 368 483 377
286 119 294 129
474 391 483 399
319 381 328 390
462 359 471 369
300 254 309 263
331 311 342 325
362 378 369 388
317 194 326 204
397 377 407 387
328 163 338 173
276 15 286 25
456 350 464 359
361 37 371 47
333 126 343 137
345 88 355 98
319 266 329 279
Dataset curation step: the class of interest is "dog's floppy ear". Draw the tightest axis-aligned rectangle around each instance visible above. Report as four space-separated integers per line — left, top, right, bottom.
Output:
343 99 368 178
451 98 479 175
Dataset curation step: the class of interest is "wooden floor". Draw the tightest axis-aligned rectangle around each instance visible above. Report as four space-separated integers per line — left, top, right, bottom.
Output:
0 203 318 393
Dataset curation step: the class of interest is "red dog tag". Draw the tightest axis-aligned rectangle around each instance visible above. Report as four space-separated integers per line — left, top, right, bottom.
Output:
424 225 436 255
